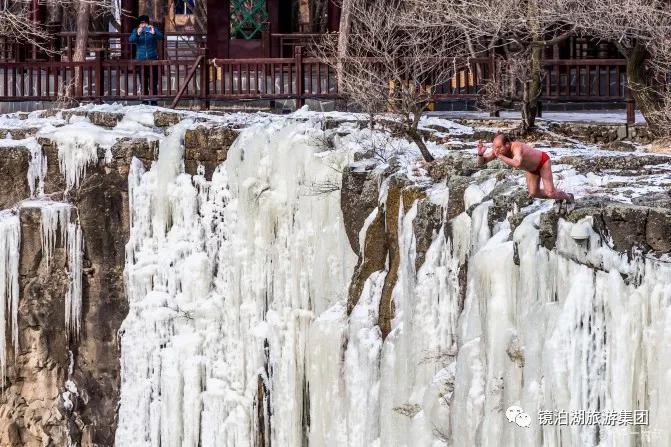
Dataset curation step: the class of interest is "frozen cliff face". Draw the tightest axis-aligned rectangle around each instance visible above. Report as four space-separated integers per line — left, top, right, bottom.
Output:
117 116 356 446
0 106 170 447
112 109 671 447
0 105 669 447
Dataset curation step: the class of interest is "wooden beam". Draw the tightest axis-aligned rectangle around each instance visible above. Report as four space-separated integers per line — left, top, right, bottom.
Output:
171 55 204 108
207 0 229 58
267 0 280 58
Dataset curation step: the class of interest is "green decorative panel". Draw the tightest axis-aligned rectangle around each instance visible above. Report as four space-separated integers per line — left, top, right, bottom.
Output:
231 0 268 40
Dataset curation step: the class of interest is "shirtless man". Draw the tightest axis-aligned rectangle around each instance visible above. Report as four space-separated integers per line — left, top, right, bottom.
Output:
477 134 573 201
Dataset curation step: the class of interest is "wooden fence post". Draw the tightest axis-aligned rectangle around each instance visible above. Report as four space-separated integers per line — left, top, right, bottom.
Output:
95 49 103 101
295 45 304 108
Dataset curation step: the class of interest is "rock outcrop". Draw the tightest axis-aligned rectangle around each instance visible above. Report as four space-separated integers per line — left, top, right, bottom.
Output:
0 133 159 446
183 124 238 178
341 133 671 342
0 147 31 209
0 204 72 447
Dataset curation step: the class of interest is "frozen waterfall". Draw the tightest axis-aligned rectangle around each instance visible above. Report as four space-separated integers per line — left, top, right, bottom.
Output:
114 116 671 447
117 117 356 446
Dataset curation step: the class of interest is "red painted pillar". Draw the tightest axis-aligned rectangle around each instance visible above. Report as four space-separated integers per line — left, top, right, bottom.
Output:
267 0 280 58
327 0 341 32
29 0 47 59
207 0 230 58
121 0 139 58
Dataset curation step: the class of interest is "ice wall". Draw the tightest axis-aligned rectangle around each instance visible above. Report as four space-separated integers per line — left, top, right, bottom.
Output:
117 117 356 446
115 115 671 447
0 210 20 383
329 187 671 447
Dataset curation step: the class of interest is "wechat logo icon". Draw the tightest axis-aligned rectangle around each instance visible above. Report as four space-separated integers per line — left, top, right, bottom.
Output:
506 405 531 428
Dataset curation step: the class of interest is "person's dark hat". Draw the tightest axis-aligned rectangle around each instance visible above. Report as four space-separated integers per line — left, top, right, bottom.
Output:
137 15 150 24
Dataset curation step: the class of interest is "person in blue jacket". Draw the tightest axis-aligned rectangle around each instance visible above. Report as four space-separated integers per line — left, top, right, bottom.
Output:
129 15 163 104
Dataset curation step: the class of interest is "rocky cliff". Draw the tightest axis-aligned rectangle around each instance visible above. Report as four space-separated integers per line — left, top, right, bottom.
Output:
0 106 668 446
0 107 241 446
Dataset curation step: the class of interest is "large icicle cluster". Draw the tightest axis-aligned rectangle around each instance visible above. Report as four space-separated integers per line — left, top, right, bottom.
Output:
308 181 671 446
19 200 85 339
0 210 20 383
117 117 356 446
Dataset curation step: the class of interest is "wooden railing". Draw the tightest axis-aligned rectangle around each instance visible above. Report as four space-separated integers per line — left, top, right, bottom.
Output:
0 55 202 102
206 56 337 103
0 51 631 113
272 33 324 58
540 59 627 99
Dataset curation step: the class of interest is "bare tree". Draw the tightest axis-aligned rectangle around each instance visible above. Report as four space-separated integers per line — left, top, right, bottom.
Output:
320 0 467 162
564 0 671 136
0 1 53 50
413 0 575 133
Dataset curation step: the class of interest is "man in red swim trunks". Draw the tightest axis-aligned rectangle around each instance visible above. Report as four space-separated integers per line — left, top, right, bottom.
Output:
476 134 573 201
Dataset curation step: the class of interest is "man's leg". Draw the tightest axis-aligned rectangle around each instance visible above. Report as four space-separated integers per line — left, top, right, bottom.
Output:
538 160 572 201
526 171 542 198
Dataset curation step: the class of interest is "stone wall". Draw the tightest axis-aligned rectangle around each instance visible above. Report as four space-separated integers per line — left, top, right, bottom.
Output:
547 122 653 145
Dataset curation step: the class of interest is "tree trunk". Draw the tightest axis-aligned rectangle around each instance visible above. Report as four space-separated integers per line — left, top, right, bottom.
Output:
72 0 91 98
521 45 542 133
408 110 434 163
522 0 542 134
336 0 353 90
625 42 665 136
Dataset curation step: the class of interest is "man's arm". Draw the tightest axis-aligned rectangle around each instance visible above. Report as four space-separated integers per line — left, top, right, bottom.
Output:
129 28 138 43
496 146 523 168
151 26 164 40
476 141 497 166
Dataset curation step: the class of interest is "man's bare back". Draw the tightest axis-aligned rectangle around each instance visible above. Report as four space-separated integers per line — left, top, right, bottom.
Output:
477 134 573 202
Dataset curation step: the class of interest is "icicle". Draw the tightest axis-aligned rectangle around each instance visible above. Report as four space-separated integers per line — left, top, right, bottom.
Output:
0 210 20 385
35 201 84 338
66 221 83 338
117 118 357 447
59 141 98 192
40 202 71 268
113 114 671 447
17 138 48 198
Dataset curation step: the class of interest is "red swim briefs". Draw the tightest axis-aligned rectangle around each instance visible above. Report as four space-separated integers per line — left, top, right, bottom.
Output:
531 151 550 175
